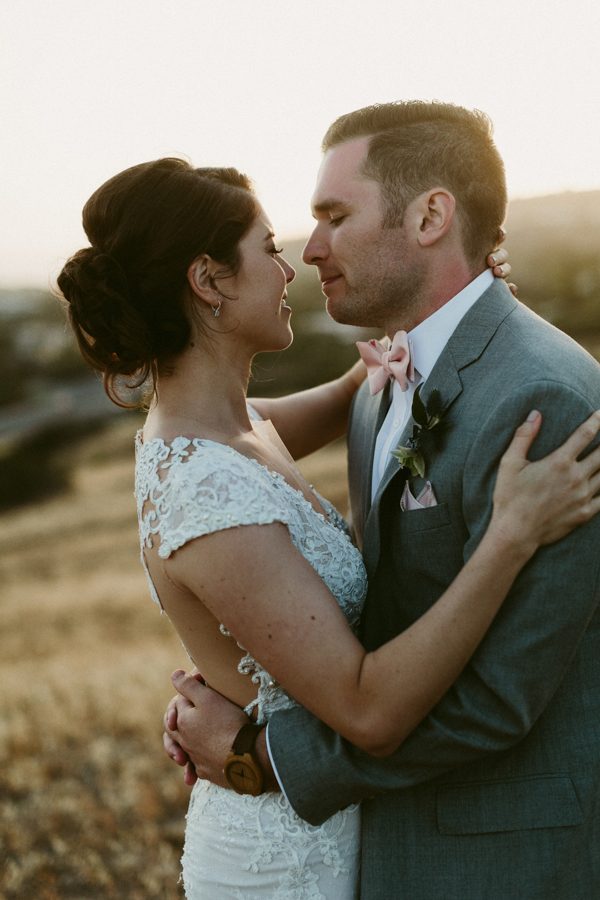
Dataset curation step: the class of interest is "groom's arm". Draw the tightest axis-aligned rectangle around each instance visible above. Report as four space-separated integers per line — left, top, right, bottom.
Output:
268 379 600 825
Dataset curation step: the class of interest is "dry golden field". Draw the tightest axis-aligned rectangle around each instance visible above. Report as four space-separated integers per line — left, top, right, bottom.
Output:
0 418 349 899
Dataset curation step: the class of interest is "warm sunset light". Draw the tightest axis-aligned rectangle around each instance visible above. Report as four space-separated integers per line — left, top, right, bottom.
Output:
3 5 600 898
2 0 600 287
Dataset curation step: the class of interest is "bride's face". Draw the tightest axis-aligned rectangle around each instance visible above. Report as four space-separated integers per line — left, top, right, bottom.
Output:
226 207 296 354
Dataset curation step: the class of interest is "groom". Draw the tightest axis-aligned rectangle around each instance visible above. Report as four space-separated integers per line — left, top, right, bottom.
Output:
165 102 600 898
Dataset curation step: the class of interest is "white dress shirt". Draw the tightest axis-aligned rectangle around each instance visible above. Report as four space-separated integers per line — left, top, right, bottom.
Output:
371 268 494 501
268 267 494 794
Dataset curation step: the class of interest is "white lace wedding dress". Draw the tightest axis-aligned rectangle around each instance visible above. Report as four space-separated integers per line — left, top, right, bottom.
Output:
135 428 367 899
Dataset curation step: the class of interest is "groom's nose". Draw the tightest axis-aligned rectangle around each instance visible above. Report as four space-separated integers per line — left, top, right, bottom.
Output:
302 228 328 266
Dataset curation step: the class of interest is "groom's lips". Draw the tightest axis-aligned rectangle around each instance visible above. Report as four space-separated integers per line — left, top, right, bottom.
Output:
321 274 343 294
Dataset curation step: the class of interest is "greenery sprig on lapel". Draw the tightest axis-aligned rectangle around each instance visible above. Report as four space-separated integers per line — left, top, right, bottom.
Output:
391 387 449 478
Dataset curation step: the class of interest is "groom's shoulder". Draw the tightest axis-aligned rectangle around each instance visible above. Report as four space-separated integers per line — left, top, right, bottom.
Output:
494 297 600 392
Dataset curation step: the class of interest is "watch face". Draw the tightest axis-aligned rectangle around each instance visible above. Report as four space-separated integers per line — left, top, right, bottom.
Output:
224 755 263 796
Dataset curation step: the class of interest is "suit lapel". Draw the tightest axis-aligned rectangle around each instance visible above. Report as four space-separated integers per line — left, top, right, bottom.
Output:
348 380 391 548
363 381 392 518
361 280 517 575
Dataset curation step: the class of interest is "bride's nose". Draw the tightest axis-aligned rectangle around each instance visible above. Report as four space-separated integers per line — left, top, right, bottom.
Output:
282 258 296 284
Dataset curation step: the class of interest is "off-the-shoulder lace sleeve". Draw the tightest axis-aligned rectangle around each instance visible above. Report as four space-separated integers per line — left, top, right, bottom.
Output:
135 435 292 559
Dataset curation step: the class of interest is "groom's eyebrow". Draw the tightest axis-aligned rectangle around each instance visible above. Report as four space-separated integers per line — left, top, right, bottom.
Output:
312 199 351 217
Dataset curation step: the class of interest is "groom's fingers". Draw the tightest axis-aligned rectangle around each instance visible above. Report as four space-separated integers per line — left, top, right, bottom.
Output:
171 668 207 705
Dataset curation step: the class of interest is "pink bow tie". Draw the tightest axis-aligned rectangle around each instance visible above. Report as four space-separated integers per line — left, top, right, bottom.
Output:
356 331 415 395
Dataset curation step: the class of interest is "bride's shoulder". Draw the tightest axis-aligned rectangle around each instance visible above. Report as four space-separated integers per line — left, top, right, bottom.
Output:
135 432 268 488
135 433 291 559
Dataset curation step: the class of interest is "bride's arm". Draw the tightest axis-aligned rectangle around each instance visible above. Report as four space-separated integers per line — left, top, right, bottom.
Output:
164 411 600 757
249 359 366 459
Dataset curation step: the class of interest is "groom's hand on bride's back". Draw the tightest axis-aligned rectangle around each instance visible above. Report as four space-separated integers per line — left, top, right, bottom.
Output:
163 669 277 791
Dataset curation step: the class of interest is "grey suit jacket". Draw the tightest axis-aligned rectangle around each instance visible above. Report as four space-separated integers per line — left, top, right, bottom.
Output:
269 281 600 899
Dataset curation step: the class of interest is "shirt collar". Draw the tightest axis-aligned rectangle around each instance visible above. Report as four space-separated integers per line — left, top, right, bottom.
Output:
408 268 494 382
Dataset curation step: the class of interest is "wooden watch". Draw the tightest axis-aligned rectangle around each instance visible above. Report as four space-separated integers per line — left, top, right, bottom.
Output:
223 723 265 796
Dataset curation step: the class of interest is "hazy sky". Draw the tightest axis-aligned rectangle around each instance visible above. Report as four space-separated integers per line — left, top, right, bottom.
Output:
2 0 600 287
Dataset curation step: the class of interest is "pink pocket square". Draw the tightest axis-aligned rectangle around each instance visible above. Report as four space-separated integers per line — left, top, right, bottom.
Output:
400 481 438 511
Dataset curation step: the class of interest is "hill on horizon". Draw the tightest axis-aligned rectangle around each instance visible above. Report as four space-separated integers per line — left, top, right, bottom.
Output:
1 188 599 298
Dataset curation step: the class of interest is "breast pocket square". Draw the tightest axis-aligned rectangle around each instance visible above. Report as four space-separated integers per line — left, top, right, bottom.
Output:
400 480 438 511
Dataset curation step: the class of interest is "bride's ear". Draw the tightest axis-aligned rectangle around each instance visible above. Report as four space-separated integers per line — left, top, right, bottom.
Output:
187 255 219 307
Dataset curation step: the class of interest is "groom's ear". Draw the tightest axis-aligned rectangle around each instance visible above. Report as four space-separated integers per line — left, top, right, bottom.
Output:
415 189 456 248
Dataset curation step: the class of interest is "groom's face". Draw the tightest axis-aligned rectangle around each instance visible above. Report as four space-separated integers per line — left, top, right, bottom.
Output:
303 137 424 332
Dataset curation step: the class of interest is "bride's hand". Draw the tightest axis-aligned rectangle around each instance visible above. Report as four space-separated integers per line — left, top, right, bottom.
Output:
491 409 600 552
487 227 517 296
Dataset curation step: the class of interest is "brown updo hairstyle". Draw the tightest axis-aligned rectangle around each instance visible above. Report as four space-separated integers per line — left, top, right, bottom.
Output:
57 158 257 406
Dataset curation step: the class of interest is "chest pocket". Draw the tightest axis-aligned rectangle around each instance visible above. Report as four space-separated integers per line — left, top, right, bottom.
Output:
388 496 464 591
395 502 451 532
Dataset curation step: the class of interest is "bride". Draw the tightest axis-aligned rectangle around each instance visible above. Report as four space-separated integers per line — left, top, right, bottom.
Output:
57 157 600 899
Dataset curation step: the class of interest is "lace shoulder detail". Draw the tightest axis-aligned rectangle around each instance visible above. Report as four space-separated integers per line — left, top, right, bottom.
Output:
135 434 292 560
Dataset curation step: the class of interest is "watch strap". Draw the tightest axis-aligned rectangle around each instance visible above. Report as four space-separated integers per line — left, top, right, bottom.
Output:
231 722 265 755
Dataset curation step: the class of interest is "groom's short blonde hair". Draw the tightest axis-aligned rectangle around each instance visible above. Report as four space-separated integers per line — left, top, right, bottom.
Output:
323 101 507 264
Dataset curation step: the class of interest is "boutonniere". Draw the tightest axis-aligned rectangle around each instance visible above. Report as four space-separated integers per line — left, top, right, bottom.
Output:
391 387 450 478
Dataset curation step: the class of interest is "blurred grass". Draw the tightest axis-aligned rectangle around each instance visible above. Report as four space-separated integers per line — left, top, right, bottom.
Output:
0 417 348 899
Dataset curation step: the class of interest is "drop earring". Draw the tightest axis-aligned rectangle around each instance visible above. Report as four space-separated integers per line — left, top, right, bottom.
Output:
212 300 222 318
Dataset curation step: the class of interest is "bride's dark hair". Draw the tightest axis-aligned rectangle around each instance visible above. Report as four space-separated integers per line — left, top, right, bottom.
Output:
57 158 257 406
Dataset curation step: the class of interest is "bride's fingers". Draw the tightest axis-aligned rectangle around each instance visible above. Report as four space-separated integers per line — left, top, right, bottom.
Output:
163 731 188 766
587 470 600 497
552 411 600 462
500 411 542 463
488 247 508 267
493 262 511 279
164 697 178 732
571 493 600 525
579 442 600 478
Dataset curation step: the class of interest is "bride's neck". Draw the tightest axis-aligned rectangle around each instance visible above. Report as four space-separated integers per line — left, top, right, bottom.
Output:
149 340 253 438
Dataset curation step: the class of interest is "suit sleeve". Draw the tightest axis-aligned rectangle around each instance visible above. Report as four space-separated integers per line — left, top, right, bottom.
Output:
267 379 600 825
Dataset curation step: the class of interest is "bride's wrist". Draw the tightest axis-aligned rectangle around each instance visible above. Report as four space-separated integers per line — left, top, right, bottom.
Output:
485 517 538 566
339 361 367 398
